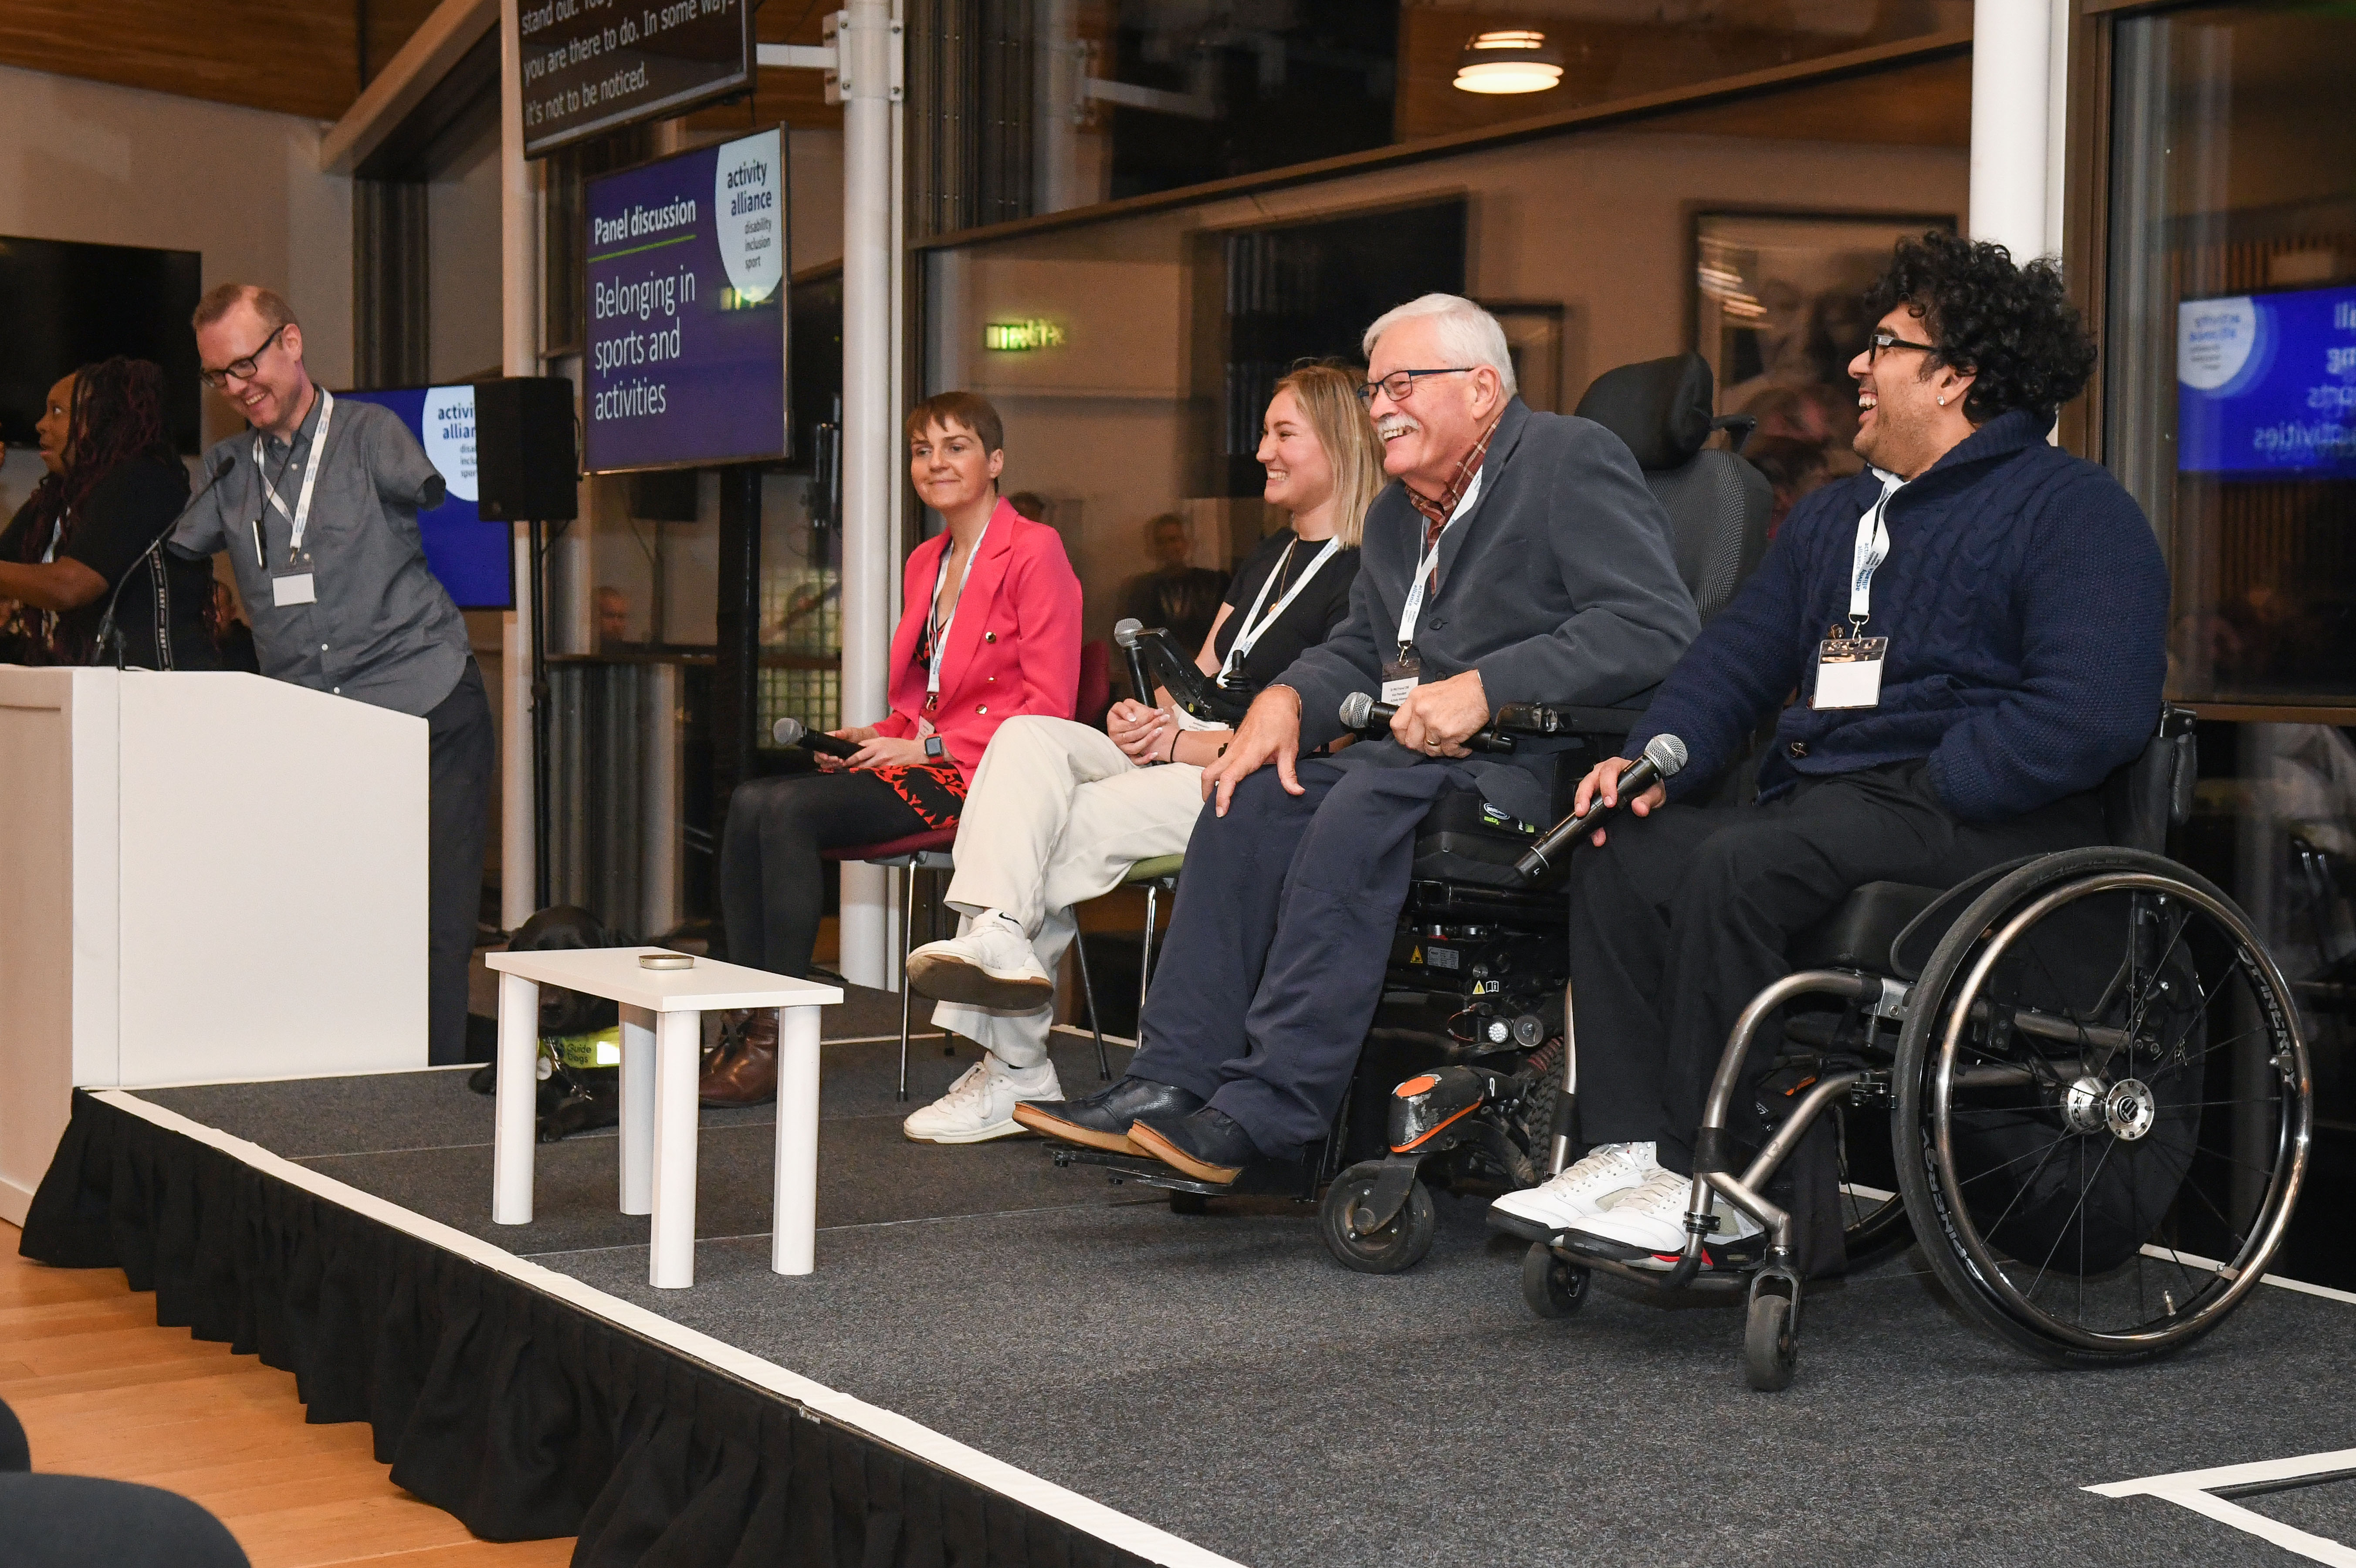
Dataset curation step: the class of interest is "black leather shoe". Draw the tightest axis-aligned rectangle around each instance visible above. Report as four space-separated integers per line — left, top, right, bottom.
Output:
1129 1105 1263 1185
1014 1075 1203 1154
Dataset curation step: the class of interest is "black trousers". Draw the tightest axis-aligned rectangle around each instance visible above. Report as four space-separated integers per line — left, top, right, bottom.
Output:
426 660 495 1066
720 770 929 976
1132 757 1474 1155
1569 760 2104 1172
0 1396 247 1567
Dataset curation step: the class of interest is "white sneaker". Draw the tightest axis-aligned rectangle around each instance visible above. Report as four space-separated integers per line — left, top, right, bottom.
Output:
1562 1167 1765 1270
905 915 1055 1010
1488 1142 1662 1238
903 1055 1062 1143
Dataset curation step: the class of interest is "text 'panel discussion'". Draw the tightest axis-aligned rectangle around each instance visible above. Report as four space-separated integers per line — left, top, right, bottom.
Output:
1 0 2353 1564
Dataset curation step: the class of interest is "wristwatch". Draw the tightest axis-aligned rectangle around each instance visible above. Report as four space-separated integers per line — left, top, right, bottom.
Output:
924 735 945 760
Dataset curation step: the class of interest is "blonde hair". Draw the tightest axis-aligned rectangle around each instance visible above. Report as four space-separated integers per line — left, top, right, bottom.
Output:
1270 363 1381 548
192 283 299 335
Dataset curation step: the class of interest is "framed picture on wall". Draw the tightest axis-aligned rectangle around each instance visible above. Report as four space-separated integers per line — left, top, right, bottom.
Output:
1480 300 1567 413
1691 211 1954 458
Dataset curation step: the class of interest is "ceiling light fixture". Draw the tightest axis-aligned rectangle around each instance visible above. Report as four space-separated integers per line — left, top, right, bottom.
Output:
1453 29 1565 95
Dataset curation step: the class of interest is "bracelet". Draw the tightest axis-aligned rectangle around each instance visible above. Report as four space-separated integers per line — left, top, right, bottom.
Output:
1167 725 1181 764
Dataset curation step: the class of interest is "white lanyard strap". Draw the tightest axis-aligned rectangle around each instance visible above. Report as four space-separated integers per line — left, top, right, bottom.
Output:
1219 535 1340 683
1848 467 1901 629
926 514 988 696
1395 466 1484 651
253 388 335 556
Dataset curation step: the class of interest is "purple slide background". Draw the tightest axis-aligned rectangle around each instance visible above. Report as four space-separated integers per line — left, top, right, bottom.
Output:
583 142 785 473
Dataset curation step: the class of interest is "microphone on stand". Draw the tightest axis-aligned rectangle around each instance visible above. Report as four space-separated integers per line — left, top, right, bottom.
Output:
1514 733 1689 882
93 451 237 669
772 715 862 759
1337 690 1518 755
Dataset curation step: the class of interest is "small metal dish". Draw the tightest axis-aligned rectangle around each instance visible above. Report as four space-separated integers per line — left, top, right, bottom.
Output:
639 952 695 970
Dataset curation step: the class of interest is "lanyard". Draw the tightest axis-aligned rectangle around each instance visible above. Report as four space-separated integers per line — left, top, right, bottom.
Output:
252 388 335 558
1395 465 1484 652
1219 534 1341 684
1846 467 1902 631
925 514 988 698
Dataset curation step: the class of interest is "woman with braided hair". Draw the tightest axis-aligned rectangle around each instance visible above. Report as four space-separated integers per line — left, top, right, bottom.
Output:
0 357 217 669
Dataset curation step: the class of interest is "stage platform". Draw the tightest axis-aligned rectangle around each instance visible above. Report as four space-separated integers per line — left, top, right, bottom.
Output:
22 986 2356 1567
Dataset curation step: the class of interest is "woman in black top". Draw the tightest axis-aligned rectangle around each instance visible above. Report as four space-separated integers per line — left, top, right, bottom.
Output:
895 362 1382 1144
0 358 216 669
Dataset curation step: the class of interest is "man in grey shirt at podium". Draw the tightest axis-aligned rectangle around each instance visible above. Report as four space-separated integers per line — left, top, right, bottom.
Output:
167 283 494 1068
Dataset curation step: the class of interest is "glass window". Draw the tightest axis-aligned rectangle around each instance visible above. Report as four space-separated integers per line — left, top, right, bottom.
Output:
2105 0 2356 705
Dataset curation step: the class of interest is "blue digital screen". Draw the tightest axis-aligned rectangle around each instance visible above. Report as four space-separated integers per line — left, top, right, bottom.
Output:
335 384 514 610
582 127 788 474
2177 285 2356 478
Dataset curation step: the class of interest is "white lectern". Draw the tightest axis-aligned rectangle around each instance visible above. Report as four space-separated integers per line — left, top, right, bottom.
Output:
0 666 430 1223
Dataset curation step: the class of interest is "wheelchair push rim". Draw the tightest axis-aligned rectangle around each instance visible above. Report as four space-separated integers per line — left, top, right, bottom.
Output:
1896 850 2312 1362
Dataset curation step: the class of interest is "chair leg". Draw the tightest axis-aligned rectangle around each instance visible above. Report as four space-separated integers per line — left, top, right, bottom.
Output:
897 862 918 1101
1073 916 1110 1080
1136 882 1158 1051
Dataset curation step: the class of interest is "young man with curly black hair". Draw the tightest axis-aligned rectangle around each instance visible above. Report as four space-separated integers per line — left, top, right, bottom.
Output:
1489 232 2169 1269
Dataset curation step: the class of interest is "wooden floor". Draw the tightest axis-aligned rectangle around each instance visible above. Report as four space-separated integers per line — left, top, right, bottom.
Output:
2 1221 575 1568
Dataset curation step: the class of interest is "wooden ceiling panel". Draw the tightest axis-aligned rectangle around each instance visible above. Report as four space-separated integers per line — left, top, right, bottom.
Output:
0 0 362 121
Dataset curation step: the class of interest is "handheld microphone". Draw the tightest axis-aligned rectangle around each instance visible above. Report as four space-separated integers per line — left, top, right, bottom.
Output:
1514 733 1689 881
93 451 238 669
772 715 862 758
1112 617 1155 707
1337 691 1518 754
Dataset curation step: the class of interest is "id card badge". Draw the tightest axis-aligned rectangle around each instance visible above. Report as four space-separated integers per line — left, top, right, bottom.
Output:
1380 647 1422 706
272 571 318 608
1812 635 1888 710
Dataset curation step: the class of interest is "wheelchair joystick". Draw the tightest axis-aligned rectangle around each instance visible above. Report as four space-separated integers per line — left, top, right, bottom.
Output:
1514 733 1689 882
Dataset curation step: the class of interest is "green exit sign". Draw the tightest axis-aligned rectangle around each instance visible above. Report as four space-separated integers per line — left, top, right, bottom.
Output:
985 319 1066 351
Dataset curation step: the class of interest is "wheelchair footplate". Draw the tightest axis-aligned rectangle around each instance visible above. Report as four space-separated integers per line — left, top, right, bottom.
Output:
1049 1143 1317 1200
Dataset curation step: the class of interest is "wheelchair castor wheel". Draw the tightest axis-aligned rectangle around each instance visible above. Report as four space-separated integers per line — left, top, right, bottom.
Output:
1521 1243 1589 1318
1318 1161 1436 1274
1744 1270 1801 1391
1168 1189 1208 1215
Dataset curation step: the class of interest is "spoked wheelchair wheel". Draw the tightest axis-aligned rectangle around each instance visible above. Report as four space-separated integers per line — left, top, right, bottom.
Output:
1894 847 2312 1365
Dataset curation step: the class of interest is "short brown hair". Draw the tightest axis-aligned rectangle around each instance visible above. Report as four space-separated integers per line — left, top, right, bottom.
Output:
192 283 299 335
904 389 1004 457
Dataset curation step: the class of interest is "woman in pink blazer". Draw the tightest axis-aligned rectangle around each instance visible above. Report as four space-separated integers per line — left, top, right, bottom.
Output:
702 390 1082 1105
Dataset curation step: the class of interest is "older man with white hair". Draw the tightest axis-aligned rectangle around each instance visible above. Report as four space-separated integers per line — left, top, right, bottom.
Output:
1017 294 1699 1183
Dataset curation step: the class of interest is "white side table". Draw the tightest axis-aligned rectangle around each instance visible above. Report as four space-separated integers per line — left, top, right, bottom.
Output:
483 947 842 1287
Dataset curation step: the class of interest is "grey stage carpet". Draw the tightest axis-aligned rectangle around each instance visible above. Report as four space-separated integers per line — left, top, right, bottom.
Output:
135 1026 2356 1568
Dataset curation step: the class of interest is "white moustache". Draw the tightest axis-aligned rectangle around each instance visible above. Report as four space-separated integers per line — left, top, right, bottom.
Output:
1376 417 1419 439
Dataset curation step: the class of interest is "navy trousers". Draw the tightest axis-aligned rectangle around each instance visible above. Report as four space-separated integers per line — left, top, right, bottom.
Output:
1131 756 1474 1156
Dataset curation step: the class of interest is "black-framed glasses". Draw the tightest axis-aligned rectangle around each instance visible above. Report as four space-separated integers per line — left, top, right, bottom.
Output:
1867 327 1938 364
1357 367 1473 404
200 323 287 389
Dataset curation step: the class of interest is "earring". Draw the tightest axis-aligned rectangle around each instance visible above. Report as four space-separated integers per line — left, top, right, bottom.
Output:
1937 395 1947 406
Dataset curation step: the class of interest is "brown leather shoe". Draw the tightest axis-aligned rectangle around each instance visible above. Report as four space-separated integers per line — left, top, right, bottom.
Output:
699 1008 778 1106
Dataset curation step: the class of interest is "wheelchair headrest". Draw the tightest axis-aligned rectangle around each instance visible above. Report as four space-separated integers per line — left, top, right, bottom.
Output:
1575 353 1716 470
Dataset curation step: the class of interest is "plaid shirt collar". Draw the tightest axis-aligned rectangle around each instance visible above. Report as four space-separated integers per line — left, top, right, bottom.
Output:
1403 411 1502 539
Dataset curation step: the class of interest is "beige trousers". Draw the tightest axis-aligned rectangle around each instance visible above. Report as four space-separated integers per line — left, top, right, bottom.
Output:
929 716 1206 1067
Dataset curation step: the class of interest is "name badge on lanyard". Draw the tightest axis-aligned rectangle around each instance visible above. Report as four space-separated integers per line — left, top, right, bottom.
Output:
1387 468 1484 704
256 389 335 610
1812 469 1899 712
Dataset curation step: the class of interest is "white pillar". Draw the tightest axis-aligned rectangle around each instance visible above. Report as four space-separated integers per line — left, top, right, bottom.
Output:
499 0 541 930
1970 0 2058 263
836 0 901 987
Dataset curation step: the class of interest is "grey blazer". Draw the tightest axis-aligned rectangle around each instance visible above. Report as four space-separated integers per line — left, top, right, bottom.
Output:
1276 397 1699 824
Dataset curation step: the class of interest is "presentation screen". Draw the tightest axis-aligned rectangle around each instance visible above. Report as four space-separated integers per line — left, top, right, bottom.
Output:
518 0 750 159
582 127 788 474
2178 284 2356 478
0 234 202 453
336 384 515 610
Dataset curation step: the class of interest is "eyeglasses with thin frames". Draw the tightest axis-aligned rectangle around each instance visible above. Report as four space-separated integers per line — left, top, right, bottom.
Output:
1357 367 1473 404
1866 327 1938 364
200 323 288 389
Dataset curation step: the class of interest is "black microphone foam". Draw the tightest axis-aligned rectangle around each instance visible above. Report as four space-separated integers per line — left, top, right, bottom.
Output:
772 716 861 758
1515 733 1688 881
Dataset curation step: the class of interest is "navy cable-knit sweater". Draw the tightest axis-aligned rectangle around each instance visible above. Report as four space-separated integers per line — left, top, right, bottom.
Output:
1628 408 2169 823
